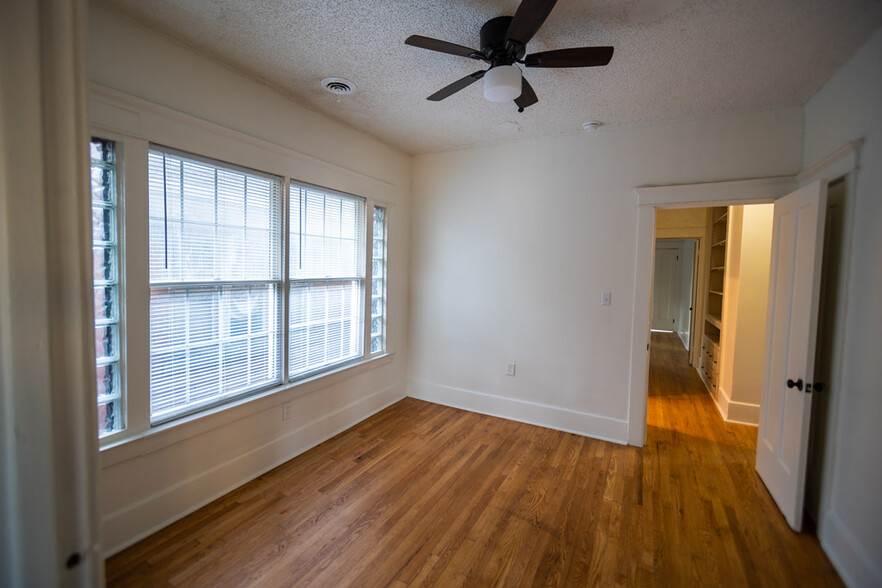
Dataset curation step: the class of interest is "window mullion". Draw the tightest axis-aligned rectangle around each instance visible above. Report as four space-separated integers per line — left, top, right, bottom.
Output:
364 203 374 358
282 177 290 385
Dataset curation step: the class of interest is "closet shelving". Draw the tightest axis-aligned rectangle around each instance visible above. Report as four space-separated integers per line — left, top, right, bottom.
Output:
700 206 728 397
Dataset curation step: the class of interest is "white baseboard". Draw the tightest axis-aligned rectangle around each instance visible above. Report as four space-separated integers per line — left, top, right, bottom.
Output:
101 383 405 556
725 399 759 426
712 385 759 426
820 510 882 588
407 379 628 445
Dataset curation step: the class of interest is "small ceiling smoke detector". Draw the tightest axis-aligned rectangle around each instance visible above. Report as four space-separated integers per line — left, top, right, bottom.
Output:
321 77 356 95
582 121 601 132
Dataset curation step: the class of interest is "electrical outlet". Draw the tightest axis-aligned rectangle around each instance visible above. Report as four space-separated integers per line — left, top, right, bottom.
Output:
282 401 292 421
505 362 516 377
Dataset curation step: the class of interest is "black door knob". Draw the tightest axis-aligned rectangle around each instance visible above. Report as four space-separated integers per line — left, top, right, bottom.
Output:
786 378 803 391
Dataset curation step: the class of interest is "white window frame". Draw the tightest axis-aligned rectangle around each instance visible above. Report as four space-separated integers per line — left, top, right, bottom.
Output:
91 88 394 448
287 182 367 382
146 145 286 424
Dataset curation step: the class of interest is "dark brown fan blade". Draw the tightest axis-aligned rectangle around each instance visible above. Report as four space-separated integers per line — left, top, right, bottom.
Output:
427 70 486 101
506 0 559 47
524 46 614 68
406 35 482 59
515 77 538 111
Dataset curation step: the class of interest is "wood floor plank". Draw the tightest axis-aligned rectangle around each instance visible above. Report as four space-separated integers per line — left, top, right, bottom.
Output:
106 332 843 587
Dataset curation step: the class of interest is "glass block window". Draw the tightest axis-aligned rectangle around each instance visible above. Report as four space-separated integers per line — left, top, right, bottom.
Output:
288 184 366 379
90 138 123 437
147 146 283 423
370 206 387 354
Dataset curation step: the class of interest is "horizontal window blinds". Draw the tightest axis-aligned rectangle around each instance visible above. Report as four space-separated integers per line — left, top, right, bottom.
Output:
148 147 282 422
289 184 365 378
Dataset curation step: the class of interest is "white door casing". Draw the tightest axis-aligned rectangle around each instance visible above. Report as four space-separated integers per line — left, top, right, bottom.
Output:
755 180 828 532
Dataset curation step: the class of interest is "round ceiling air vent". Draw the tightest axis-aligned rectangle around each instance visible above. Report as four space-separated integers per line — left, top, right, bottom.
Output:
321 77 356 95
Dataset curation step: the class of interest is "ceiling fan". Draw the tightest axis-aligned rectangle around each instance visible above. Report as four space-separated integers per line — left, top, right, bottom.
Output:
405 0 614 112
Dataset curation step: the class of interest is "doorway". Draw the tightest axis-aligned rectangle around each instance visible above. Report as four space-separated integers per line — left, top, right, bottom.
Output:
636 175 852 530
651 239 697 351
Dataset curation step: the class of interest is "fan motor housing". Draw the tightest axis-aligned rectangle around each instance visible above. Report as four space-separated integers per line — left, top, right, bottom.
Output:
480 16 526 64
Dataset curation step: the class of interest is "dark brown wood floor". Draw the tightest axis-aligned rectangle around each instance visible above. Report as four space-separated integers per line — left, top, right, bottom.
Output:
106 332 842 586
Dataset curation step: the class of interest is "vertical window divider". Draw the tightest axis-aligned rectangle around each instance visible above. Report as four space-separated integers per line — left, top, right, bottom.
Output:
161 153 169 269
281 177 290 385
364 202 375 359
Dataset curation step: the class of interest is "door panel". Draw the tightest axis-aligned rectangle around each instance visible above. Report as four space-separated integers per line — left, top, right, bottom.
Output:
756 180 827 531
652 244 681 331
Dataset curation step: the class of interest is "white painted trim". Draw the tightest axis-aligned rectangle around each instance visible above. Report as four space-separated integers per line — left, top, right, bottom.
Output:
820 511 882 588
797 140 864 186
102 382 405 556
1 0 101 584
627 206 656 445
634 176 795 207
713 386 759 426
101 353 393 467
407 379 629 445
725 400 760 426
89 85 401 206
629 176 804 447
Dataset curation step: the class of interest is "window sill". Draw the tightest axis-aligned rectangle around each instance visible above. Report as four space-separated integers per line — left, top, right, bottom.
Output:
99 352 394 468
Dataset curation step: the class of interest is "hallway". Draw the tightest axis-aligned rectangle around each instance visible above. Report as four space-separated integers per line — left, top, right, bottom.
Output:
645 331 840 586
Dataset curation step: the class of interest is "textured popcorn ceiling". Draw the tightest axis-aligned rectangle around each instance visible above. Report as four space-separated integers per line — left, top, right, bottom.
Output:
95 0 882 154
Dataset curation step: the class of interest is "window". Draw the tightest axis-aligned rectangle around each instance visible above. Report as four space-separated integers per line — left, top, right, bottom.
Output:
90 138 124 436
147 147 283 423
371 206 387 354
92 132 389 436
288 184 365 379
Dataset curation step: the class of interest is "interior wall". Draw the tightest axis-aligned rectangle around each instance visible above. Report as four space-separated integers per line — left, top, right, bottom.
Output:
803 26 882 588
88 4 412 555
715 204 773 425
409 108 803 443
728 204 773 407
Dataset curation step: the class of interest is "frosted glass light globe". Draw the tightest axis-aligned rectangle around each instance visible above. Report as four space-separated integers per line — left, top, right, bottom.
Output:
483 65 521 102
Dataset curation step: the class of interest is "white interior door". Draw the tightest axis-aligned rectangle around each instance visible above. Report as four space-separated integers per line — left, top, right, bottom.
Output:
756 180 827 531
651 244 681 331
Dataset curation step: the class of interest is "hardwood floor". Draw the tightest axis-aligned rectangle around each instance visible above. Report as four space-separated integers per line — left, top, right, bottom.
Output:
106 332 842 586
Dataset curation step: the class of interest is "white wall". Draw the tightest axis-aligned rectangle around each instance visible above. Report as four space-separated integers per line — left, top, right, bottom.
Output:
728 204 773 407
803 26 882 588
716 204 773 425
88 4 412 555
409 108 803 443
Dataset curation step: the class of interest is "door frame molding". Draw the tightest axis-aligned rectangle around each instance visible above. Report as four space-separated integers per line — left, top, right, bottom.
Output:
626 140 863 446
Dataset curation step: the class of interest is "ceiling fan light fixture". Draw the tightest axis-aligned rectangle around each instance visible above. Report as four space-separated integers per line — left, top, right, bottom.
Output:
483 65 521 102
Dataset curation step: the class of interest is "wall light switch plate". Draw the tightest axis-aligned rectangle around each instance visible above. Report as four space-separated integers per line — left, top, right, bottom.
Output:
601 292 612 306
505 362 516 376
